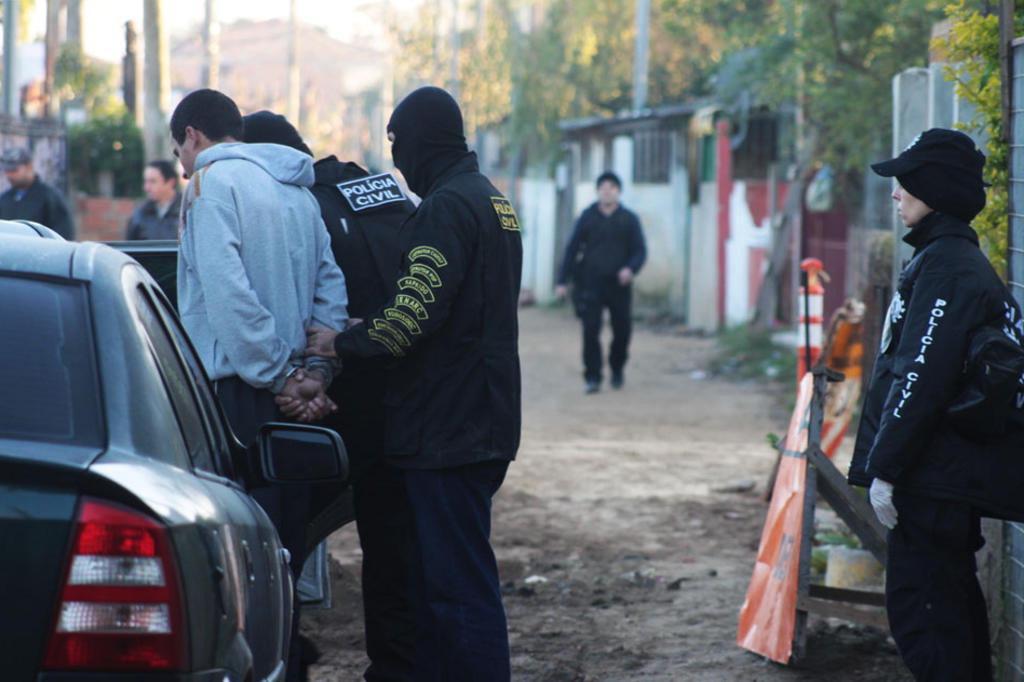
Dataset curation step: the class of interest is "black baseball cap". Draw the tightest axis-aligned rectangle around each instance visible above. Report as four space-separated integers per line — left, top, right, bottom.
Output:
1 148 32 171
871 128 985 181
871 128 988 223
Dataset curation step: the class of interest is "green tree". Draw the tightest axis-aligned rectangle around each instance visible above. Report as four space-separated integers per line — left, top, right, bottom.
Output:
938 1 1024 274
55 44 122 116
67 110 145 197
393 0 723 162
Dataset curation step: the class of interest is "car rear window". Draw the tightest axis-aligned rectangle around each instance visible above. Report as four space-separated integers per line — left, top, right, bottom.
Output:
0 275 103 446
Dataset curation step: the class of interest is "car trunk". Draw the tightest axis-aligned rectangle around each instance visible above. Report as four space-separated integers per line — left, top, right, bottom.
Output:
0 466 83 678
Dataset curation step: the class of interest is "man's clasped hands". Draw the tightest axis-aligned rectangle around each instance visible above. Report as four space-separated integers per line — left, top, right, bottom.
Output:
274 322 354 423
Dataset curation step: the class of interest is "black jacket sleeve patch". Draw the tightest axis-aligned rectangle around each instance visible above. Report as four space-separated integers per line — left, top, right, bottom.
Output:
491 196 521 231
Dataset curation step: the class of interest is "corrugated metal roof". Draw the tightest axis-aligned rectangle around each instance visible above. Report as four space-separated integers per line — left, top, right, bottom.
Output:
558 99 715 134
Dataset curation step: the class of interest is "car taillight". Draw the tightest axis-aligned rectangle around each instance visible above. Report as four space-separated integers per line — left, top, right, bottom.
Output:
42 498 188 671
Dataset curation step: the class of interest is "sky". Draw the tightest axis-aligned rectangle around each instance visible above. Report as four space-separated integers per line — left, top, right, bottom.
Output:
27 0 424 63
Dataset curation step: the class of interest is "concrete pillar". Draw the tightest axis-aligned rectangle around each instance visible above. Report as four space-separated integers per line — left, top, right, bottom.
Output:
143 0 171 162
891 68 930 284
928 62 955 129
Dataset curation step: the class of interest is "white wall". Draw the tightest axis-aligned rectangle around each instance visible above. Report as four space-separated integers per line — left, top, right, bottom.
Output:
688 182 719 332
518 176 558 302
725 181 772 326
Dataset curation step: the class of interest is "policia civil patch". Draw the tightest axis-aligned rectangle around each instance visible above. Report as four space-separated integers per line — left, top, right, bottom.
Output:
336 173 408 212
491 196 521 231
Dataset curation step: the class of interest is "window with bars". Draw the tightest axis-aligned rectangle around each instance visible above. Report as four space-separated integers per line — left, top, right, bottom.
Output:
633 128 671 184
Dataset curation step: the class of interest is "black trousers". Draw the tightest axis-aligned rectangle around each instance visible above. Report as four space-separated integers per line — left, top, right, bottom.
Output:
351 450 417 681
578 279 632 383
402 460 511 681
886 492 992 681
215 376 310 682
323 380 417 682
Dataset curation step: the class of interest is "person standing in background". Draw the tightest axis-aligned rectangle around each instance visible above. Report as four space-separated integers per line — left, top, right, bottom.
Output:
555 171 646 394
0 148 75 240
126 160 182 240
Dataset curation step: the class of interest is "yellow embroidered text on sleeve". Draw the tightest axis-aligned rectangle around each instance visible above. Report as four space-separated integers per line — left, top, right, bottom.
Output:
491 196 521 232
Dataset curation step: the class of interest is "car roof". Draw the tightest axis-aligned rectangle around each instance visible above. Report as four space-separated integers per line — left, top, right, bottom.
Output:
0 234 136 283
0 219 64 240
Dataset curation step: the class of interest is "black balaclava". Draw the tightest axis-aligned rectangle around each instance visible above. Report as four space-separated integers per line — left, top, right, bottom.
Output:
387 86 470 197
870 127 987 223
241 110 313 156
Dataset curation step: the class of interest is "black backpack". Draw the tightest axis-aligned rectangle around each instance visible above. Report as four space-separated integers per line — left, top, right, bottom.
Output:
947 325 1024 438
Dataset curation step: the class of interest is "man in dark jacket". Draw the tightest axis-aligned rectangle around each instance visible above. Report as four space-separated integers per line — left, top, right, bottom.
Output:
306 86 522 681
849 128 1024 681
243 110 419 682
126 160 182 240
0 148 75 239
555 171 646 393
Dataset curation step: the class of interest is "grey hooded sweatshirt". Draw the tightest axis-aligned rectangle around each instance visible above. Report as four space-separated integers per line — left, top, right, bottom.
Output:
177 142 348 393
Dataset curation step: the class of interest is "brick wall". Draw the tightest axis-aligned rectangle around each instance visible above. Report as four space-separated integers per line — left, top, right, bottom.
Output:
75 196 138 242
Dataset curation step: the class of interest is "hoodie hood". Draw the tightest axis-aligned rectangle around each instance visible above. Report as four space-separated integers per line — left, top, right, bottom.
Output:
195 141 314 187
387 86 471 197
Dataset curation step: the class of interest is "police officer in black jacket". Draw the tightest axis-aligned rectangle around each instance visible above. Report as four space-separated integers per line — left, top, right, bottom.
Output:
242 111 419 681
556 171 646 393
850 128 1024 681
306 87 522 681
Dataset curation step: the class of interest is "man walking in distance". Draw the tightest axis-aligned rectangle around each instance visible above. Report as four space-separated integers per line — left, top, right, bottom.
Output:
243 110 419 682
169 89 347 681
0 148 75 239
126 160 182 240
555 171 646 394
306 86 522 681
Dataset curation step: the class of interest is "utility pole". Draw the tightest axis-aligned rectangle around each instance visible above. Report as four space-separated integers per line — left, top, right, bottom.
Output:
448 0 460 99
632 0 650 111
2 0 19 116
123 21 141 124
143 0 171 161
44 0 60 118
203 0 220 89
287 0 299 124
66 0 82 47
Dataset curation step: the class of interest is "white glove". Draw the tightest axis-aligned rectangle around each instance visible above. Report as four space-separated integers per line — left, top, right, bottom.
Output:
869 478 898 530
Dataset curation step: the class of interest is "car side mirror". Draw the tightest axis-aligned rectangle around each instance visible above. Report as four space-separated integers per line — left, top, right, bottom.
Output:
257 422 349 484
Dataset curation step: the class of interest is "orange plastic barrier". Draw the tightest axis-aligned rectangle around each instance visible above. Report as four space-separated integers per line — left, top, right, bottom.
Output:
736 373 814 664
820 300 865 458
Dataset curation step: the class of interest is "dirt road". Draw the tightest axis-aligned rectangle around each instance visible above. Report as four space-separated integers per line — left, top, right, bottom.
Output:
306 307 909 681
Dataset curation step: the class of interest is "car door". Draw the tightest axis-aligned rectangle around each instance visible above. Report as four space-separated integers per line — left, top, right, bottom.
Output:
128 276 290 678
112 241 355 557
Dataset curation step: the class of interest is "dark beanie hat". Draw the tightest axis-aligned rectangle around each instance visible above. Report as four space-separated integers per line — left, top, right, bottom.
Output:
596 171 622 189
870 128 987 223
241 110 312 157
